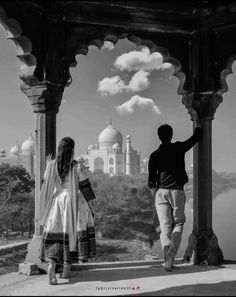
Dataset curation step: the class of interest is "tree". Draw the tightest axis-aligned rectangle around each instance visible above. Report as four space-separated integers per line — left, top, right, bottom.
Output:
88 171 159 243
0 163 34 202
0 163 35 237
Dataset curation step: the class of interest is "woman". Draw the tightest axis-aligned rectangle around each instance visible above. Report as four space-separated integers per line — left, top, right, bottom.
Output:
39 137 96 285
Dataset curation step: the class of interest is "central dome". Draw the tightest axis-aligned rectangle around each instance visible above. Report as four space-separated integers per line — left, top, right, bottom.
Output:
99 124 123 149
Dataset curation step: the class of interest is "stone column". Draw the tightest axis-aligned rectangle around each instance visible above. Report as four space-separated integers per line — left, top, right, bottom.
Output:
21 82 47 236
20 82 64 269
182 92 224 265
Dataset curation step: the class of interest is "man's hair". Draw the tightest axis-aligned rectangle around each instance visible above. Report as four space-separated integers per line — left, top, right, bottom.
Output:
157 124 173 142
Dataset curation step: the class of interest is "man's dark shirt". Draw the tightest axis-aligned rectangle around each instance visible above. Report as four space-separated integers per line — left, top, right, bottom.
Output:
148 127 203 190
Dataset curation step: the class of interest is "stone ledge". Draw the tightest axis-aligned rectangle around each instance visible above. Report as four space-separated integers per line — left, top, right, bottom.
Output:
0 242 29 256
19 262 39 276
71 258 184 271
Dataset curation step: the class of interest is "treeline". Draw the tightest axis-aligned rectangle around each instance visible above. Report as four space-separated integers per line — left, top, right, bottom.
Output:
185 169 236 200
1 162 236 244
89 169 236 243
88 170 159 243
0 163 35 239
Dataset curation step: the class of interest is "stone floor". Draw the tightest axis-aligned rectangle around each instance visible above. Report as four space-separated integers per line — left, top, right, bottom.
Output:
1 259 236 296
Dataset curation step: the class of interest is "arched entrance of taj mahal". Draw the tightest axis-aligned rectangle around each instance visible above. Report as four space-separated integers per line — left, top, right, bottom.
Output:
1 1 236 267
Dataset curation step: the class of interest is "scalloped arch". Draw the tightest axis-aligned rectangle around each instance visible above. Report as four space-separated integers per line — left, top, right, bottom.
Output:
70 30 187 96
218 54 236 96
0 5 38 84
127 34 186 95
69 32 129 69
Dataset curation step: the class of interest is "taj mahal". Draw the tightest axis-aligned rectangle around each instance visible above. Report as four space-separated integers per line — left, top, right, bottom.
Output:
81 121 147 175
0 124 148 177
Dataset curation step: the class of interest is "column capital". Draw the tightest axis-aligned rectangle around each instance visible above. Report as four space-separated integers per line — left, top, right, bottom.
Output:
182 92 223 120
21 82 65 114
21 82 47 113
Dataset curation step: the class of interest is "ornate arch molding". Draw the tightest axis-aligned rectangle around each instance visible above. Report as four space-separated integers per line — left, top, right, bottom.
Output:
0 5 38 84
66 27 186 96
218 54 236 96
65 27 128 69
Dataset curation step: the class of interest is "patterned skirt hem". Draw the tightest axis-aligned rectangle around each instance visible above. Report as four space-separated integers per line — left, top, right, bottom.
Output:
40 228 96 264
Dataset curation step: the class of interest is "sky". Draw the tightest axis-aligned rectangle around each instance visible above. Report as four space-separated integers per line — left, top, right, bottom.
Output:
1 24 236 172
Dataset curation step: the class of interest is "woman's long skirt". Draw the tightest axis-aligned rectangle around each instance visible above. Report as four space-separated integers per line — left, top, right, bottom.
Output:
40 189 96 264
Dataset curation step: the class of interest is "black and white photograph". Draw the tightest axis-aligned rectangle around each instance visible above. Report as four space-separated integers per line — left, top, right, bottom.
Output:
0 1 236 296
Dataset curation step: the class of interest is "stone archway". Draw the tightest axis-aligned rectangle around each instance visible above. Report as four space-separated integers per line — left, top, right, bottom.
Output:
94 157 104 172
0 5 37 84
67 27 226 264
109 157 114 165
2 1 236 267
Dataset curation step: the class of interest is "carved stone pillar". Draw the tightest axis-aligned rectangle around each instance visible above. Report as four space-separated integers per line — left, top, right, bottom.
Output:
21 82 47 236
20 82 64 270
182 92 224 265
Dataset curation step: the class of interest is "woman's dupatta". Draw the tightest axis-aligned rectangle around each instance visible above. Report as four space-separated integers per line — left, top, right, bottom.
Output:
39 160 57 228
39 159 79 252
68 163 79 251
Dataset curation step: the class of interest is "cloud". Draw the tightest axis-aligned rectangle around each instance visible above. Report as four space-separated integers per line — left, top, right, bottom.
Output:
114 47 171 72
101 41 115 51
97 47 172 96
128 70 150 92
116 95 161 115
98 70 150 95
98 76 127 95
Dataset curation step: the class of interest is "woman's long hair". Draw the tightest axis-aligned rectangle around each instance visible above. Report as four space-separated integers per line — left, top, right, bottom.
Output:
56 137 75 181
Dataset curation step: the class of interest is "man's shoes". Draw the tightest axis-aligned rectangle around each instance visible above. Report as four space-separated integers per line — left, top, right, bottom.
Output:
181 256 191 264
163 255 173 272
163 245 169 262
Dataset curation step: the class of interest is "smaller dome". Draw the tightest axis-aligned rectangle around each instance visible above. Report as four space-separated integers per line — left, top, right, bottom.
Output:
10 143 20 155
0 149 6 157
126 134 131 140
112 143 119 150
21 135 35 153
88 144 94 150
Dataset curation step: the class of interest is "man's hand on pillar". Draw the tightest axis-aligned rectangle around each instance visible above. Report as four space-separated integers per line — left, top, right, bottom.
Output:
188 108 198 120
188 108 201 128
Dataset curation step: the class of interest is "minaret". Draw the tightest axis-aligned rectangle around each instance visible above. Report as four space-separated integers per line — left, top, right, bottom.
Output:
16 141 20 166
126 135 132 175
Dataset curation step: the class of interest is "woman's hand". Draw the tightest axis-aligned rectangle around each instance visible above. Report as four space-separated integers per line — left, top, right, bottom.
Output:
77 163 88 180
46 154 52 164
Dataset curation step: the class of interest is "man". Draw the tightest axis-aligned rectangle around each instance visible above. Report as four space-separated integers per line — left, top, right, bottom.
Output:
148 108 202 271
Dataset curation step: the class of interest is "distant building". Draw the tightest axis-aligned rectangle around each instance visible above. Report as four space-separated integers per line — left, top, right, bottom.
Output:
140 157 149 174
0 135 35 177
80 122 142 176
0 125 149 178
